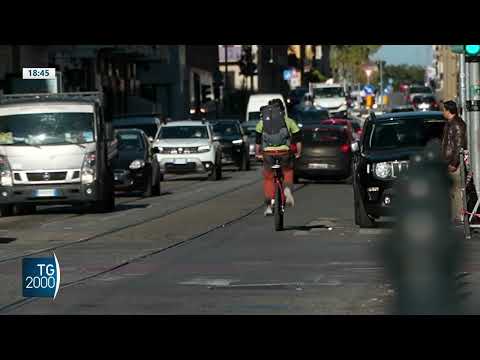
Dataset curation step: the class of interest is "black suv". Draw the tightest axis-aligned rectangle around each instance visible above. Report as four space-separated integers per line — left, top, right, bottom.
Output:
211 119 251 171
352 111 446 228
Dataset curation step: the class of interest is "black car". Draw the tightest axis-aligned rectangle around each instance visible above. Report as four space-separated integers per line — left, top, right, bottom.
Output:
291 107 330 128
212 119 251 170
286 87 308 112
113 115 161 143
295 124 353 183
113 129 162 197
352 111 446 228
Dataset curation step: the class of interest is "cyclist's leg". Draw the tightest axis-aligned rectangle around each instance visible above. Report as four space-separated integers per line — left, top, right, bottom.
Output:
281 153 295 206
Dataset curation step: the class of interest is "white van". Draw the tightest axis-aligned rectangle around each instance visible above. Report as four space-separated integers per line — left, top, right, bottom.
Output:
245 94 287 122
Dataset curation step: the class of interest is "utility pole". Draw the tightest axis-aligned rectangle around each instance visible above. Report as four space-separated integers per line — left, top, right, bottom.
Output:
224 45 229 114
460 53 467 116
465 45 480 230
379 59 384 111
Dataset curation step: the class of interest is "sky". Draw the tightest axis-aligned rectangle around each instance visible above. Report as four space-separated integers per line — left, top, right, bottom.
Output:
372 45 433 67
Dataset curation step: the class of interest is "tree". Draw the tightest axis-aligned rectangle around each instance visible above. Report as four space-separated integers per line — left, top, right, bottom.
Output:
330 45 382 83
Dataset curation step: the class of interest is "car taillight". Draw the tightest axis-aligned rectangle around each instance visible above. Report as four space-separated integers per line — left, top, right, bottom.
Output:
340 144 350 153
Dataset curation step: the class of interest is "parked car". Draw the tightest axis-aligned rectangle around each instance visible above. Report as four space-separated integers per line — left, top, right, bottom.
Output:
113 114 161 143
211 119 251 170
294 124 353 183
152 120 222 180
113 129 162 197
412 95 440 111
352 111 446 228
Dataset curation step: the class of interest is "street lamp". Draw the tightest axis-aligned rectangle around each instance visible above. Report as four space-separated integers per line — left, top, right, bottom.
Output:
365 68 373 84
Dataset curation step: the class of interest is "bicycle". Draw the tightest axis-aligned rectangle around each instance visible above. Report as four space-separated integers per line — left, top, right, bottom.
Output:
271 156 286 231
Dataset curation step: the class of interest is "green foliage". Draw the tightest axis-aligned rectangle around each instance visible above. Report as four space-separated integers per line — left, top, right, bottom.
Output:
331 45 382 82
380 64 426 88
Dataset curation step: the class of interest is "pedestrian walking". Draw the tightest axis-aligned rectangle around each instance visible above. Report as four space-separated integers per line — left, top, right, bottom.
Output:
441 100 467 224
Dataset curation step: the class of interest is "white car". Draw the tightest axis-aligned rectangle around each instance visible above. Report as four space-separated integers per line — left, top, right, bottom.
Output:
310 83 348 118
152 121 222 180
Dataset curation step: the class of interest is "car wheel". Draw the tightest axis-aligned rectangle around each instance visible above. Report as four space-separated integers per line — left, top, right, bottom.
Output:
1 204 14 217
151 166 162 197
92 178 115 213
354 183 376 228
240 153 248 171
143 173 153 197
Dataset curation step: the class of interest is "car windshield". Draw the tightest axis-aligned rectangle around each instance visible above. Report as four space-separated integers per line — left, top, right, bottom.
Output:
297 111 330 124
113 119 158 138
303 128 347 146
410 86 432 94
0 112 95 146
159 126 209 139
117 132 144 150
368 117 445 150
314 87 345 98
213 122 240 137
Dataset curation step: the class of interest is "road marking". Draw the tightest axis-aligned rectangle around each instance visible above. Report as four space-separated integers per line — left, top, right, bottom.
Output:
358 229 392 235
179 278 238 286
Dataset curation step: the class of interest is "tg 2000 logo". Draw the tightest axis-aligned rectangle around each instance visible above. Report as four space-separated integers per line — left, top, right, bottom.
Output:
22 253 61 299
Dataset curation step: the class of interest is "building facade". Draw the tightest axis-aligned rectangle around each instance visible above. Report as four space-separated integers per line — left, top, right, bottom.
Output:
433 45 459 101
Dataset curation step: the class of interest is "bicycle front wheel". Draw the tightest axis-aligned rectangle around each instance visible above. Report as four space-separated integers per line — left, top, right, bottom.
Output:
274 185 284 231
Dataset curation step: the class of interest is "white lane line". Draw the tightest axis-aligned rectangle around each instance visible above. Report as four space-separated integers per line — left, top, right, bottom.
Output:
179 278 238 286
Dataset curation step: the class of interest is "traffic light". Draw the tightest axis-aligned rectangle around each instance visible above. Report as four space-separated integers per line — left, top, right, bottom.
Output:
465 45 480 56
464 45 480 62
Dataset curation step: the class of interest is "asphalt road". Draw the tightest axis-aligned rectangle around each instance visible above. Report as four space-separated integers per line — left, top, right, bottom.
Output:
1 159 479 314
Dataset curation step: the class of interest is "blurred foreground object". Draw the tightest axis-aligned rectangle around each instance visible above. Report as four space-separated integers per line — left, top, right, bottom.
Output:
383 141 464 314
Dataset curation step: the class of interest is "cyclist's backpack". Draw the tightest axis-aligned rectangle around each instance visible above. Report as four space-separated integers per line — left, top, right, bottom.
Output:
261 105 290 148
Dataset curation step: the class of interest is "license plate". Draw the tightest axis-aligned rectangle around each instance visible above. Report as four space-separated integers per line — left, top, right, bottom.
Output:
33 189 58 197
174 158 187 165
308 163 329 169
419 103 429 109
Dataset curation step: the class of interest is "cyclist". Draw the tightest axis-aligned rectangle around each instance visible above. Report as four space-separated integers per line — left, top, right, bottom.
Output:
255 99 302 216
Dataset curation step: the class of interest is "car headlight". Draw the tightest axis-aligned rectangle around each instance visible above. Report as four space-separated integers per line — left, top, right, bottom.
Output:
374 162 392 179
81 152 96 184
232 139 243 144
129 160 146 170
298 123 303 128
197 145 211 153
0 156 12 187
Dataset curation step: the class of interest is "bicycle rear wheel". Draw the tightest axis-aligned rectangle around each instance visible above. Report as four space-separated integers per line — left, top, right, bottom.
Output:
274 184 284 231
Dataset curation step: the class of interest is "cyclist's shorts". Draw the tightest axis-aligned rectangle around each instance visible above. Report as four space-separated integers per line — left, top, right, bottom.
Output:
263 150 294 170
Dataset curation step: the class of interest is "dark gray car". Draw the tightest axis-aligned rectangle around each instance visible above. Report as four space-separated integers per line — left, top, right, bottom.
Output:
294 124 352 183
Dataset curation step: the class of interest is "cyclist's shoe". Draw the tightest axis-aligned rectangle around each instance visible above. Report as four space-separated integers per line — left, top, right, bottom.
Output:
284 187 294 207
264 205 273 216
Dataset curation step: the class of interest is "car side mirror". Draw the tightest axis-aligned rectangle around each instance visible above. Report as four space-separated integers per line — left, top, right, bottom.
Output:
152 147 160 154
213 135 222 141
351 141 360 153
148 136 153 143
